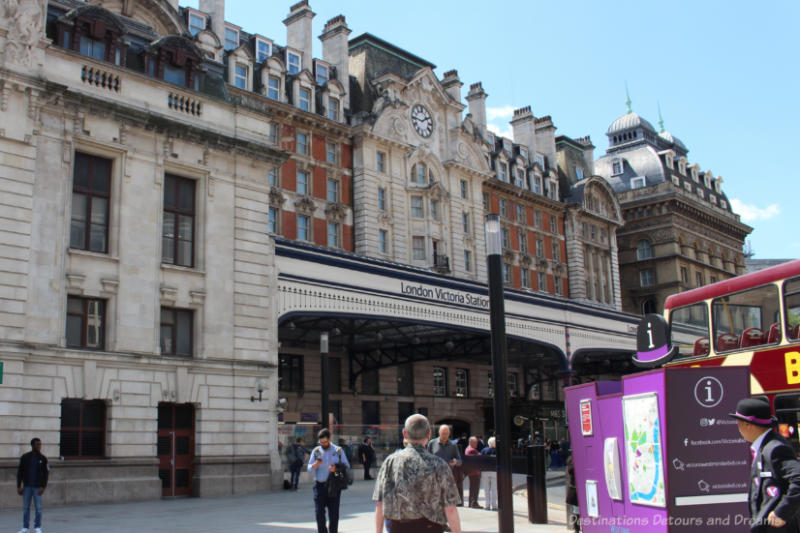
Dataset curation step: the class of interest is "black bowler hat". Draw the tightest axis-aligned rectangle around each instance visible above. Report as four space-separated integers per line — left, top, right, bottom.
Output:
729 397 776 427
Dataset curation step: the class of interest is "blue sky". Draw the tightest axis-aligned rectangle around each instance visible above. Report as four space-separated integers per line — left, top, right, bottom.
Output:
185 0 799 259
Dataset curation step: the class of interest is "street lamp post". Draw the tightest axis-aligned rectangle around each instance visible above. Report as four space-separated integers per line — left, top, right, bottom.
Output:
485 214 514 533
320 331 329 428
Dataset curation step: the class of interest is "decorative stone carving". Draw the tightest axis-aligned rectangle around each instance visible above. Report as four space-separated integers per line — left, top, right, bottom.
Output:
294 196 316 215
378 212 392 225
503 249 515 263
189 289 206 306
100 277 119 295
324 202 347 222
65 272 86 294
520 254 532 267
2 0 44 68
160 284 177 304
269 186 286 208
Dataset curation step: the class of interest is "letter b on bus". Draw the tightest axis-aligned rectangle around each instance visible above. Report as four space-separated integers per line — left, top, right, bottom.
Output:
785 352 800 385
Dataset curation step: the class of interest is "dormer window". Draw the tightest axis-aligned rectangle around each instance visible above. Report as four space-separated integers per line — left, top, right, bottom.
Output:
224 26 239 51
519 147 528 159
678 159 686 175
631 176 646 189
665 154 674 169
188 12 206 36
703 174 711 188
267 75 280 99
234 63 248 89
287 50 301 74
497 161 508 182
691 167 698 182
315 62 329 86
575 167 584 180
144 37 204 91
327 97 339 121
714 179 722 193
515 168 525 188
536 154 545 169
256 38 272 63
61 9 125 66
611 158 623 175
298 87 311 111
487 132 495 146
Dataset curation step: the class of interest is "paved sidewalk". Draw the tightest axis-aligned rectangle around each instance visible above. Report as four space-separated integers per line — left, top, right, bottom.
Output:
0 473 567 532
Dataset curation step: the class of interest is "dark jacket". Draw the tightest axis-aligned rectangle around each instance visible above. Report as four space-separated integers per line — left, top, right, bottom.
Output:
750 431 800 532
17 451 49 489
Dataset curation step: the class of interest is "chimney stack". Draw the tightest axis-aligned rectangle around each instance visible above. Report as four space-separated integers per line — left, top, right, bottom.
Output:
441 70 462 103
284 0 316 72
320 15 351 110
510 106 535 151
466 82 488 136
198 0 225 49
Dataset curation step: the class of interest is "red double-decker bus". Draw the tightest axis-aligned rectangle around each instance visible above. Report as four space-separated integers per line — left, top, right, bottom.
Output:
660 259 800 450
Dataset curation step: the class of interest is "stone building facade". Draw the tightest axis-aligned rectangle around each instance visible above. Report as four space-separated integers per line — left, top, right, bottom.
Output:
594 110 751 314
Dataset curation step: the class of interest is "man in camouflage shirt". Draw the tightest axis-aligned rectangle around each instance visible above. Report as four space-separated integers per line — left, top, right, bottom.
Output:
373 414 462 533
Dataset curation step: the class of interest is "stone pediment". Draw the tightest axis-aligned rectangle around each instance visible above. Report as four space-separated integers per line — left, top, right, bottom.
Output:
428 180 450 201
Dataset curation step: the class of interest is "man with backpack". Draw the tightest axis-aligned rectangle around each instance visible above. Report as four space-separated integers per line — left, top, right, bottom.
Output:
730 397 800 532
287 437 309 491
308 428 350 533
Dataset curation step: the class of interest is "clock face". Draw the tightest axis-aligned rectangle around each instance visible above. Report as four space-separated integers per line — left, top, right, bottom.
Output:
411 104 433 138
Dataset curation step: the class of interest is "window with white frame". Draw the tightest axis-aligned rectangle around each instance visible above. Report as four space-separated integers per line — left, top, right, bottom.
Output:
234 63 248 89
482 193 489 210
501 228 510 249
327 178 339 202
315 63 329 85
455 368 469 398
297 215 310 241
326 141 337 164
464 249 472 272
189 13 206 36
533 176 542 195
536 238 544 258
327 222 339 247
640 269 654 287
268 123 279 145
552 241 560 261
515 168 525 188
631 176 646 189
268 168 278 186
671 175 680 186
536 154 545 169
377 152 386 173
521 268 530 288
498 161 508 182
555 277 563 295
297 132 308 155
287 50 301 74
534 210 542 228
379 229 388 253
665 154 674 169
410 196 424 218
549 214 557 233
327 97 339 121
412 163 427 184
518 231 527 252
297 171 309 195
462 212 470 234
433 367 447 396
516 204 524 222
430 200 439 221
611 158 623 175
502 263 511 283
537 272 546 291
412 236 425 260
499 198 508 218
460 179 468 199
298 87 311 111
256 38 271 63
267 76 280 100
377 188 386 211
224 27 239 51
268 207 279 233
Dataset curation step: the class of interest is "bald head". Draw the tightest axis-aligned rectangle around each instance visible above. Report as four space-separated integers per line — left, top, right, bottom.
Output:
404 414 431 443
438 425 451 442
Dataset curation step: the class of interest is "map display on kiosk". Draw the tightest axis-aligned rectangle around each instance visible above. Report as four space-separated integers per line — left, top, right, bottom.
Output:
622 392 666 507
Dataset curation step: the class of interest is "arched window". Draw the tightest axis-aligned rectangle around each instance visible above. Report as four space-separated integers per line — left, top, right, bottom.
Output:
636 239 653 260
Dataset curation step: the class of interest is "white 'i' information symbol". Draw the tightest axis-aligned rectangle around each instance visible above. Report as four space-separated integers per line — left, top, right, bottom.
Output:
693 376 723 408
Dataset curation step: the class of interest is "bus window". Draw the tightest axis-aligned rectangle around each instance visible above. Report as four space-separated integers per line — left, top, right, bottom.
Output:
712 283 779 352
669 302 709 357
785 277 800 341
775 394 800 455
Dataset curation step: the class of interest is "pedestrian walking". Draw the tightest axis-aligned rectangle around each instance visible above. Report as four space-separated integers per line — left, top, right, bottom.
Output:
308 428 350 533
464 436 482 508
359 437 377 480
730 397 800 532
374 414 462 533
480 436 498 511
426 425 463 506
287 437 309 490
16 437 48 533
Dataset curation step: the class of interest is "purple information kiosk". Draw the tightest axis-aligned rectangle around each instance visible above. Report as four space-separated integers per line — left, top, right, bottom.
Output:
565 366 751 532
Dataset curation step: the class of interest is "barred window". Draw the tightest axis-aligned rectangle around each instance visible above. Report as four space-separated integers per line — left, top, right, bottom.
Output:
60 399 106 458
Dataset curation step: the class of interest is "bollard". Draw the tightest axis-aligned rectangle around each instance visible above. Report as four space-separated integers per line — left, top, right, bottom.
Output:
526 444 547 523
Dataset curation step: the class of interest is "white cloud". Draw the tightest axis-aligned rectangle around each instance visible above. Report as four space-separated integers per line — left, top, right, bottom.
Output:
486 106 515 121
730 199 781 222
486 123 513 140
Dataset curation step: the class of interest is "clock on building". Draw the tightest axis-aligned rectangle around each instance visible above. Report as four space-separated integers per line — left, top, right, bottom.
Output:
411 104 433 138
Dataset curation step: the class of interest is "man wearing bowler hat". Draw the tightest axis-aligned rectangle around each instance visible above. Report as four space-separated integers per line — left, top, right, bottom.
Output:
731 397 800 531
